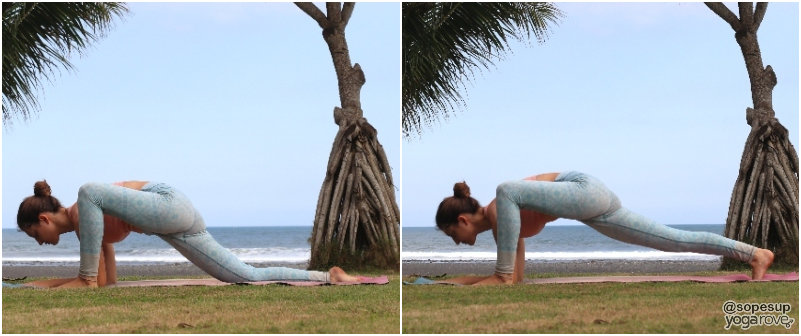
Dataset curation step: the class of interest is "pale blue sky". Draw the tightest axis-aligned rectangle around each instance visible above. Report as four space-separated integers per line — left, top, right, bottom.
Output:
2 2 799 231
402 2 799 227
2 2 400 228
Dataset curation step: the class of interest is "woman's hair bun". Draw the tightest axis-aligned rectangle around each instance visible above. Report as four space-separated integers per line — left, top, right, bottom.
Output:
453 181 471 198
33 180 51 197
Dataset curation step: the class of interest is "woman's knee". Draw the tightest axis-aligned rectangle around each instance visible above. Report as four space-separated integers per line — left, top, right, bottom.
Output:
496 181 522 202
78 182 107 204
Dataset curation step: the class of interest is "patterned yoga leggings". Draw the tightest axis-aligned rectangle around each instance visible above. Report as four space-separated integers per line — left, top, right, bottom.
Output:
76 182 329 282
494 171 757 274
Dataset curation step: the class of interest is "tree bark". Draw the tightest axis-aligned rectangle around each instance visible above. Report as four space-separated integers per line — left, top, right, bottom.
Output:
706 2 799 266
296 2 400 270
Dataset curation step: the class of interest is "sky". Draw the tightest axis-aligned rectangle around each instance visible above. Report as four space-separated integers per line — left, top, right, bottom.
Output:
1 2 400 228
402 2 799 227
2 2 799 231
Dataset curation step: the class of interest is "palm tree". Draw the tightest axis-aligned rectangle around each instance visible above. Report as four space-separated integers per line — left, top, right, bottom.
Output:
296 2 399 270
2 2 128 126
705 2 798 267
402 2 562 137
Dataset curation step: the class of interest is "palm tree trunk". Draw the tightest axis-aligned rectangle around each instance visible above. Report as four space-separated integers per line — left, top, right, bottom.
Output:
706 2 798 266
296 2 399 270
725 117 799 265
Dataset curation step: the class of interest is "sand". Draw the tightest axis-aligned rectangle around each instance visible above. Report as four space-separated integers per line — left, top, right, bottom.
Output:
2 262 310 279
3 259 723 281
401 259 724 277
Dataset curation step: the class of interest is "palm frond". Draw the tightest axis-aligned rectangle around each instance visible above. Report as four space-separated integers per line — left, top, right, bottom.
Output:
2 2 128 125
402 2 562 137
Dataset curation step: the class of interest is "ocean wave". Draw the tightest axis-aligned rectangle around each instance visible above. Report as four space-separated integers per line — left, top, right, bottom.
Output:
2 247 312 264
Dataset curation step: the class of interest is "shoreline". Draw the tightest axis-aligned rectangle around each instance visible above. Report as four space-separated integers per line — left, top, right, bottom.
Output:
2 262 311 279
402 259 724 276
4 259 726 279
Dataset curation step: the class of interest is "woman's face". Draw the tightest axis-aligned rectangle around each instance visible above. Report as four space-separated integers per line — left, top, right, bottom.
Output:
23 218 60 246
442 219 477 246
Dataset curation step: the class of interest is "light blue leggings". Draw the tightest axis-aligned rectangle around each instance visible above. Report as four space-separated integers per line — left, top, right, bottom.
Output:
494 171 757 274
76 182 329 282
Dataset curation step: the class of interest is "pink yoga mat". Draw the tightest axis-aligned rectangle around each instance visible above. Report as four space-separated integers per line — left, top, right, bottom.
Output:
524 272 798 284
407 273 798 285
108 275 389 288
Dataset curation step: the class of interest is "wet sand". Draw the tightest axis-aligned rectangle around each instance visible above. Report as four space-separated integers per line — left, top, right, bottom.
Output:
2 262 310 279
3 259 725 281
402 259 724 277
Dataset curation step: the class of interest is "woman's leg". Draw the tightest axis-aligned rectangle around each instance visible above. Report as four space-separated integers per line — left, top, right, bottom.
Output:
158 231 329 283
77 182 328 282
556 173 761 263
76 182 200 279
583 207 757 262
494 171 620 274
495 171 769 278
583 207 776 279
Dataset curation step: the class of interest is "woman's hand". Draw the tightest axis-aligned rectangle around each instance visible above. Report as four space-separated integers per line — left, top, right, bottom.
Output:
55 277 98 288
26 278 75 288
473 272 514 286
439 276 488 285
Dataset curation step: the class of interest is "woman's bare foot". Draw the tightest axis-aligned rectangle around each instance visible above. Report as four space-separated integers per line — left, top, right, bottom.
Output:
750 248 774 280
329 266 359 283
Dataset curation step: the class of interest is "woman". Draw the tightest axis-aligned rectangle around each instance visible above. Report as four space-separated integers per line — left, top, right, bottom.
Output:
435 171 775 285
17 180 359 288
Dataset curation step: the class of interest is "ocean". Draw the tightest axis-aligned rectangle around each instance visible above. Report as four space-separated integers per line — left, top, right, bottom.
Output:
2 226 314 266
402 224 727 262
2 224 727 266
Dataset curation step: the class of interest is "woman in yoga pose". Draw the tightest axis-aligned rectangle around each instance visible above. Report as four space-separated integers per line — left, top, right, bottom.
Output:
17 180 359 288
435 171 775 285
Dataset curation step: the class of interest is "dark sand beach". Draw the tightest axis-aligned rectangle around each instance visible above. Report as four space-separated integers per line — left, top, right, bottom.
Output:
3 259 724 280
402 259 724 277
2 262 310 279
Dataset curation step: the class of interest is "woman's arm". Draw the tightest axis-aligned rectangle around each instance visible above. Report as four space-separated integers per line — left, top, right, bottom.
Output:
50 241 108 289
28 247 113 288
28 247 111 288
97 247 107 286
103 243 117 285
50 251 103 288
95 244 117 287
513 238 526 284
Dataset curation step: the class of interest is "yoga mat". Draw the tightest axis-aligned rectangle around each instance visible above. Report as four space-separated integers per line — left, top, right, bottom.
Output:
3 275 389 289
404 272 798 285
525 272 798 284
111 275 389 288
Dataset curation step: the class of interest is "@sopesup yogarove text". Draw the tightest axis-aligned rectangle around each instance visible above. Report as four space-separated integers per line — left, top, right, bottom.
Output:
722 300 794 330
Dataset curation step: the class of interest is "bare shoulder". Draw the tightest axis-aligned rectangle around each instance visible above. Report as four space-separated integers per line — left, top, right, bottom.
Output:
120 181 149 190
523 172 560 181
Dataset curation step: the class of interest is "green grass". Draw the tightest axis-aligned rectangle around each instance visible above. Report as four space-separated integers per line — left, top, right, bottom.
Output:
2 275 400 333
402 270 799 333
